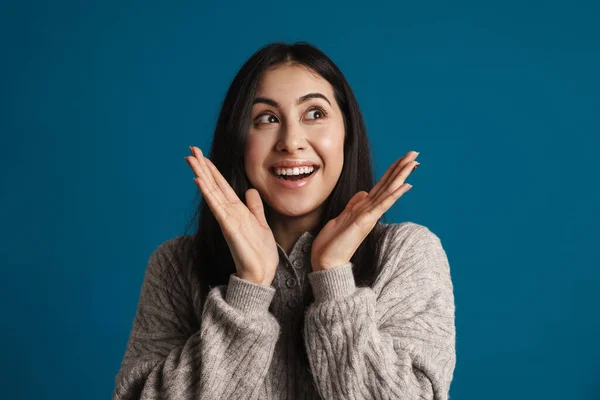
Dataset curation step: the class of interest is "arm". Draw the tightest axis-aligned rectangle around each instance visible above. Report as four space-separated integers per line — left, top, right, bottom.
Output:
113 238 280 400
303 225 456 400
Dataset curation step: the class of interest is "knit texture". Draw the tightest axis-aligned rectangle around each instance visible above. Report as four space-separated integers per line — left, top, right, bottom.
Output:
112 221 456 399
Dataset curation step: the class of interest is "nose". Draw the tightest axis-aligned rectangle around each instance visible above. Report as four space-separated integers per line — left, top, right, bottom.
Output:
275 120 307 153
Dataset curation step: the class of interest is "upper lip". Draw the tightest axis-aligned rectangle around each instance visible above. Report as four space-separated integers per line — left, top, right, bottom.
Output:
270 160 320 170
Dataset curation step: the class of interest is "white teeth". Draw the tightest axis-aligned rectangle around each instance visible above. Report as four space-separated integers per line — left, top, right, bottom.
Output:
274 166 315 176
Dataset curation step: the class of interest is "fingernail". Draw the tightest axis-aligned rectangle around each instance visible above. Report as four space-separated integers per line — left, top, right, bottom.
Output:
412 162 420 172
189 146 194 155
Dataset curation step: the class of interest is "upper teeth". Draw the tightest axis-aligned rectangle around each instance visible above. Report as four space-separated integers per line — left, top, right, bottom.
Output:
274 166 315 176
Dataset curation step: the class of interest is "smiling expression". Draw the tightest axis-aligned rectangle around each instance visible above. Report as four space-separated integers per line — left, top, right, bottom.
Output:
244 63 346 219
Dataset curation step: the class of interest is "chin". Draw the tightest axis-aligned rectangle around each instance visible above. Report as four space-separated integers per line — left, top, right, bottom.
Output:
275 204 316 217
268 200 322 218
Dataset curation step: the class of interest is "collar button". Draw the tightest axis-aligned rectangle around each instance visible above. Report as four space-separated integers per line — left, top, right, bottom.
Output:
286 277 297 288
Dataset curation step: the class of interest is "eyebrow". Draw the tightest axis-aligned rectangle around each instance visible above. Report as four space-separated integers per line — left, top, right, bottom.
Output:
253 92 332 108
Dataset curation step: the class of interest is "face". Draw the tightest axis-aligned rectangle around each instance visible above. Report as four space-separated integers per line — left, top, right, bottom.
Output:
244 63 345 221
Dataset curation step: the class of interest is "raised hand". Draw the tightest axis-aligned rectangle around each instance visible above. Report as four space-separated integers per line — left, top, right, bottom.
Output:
310 150 420 271
184 146 279 286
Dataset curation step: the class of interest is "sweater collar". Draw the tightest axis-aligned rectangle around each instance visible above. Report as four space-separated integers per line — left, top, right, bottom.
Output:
275 230 315 260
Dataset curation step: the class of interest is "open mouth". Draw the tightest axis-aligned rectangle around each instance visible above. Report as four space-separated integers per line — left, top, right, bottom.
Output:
270 166 319 181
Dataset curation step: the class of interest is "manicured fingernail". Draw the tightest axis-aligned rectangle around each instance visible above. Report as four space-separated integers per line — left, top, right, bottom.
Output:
412 163 420 172
189 146 194 155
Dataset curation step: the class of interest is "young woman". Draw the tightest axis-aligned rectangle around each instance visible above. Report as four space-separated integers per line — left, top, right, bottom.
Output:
113 42 456 400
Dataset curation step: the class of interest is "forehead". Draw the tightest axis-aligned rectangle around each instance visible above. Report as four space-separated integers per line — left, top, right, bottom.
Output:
255 64 334 101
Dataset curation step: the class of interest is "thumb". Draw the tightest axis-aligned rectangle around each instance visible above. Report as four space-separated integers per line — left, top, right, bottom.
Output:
245 188 268 226
344 191 368 213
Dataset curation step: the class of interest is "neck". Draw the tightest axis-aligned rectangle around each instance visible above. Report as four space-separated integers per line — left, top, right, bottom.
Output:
268 206 322 255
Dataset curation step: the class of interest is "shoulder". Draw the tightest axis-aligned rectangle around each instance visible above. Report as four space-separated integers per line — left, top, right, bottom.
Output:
148 235 193 267
371 221 450 290
144 235 196 287
149 235 193 260
375 221 443 257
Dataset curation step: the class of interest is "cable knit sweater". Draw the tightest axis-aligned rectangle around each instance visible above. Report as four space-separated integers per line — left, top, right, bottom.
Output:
112 221 456 399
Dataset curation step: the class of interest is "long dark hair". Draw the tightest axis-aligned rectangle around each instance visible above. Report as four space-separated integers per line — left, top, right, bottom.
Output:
165 41 389 332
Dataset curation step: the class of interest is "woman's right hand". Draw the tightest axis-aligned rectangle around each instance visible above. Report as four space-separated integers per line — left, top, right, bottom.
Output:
185 146 279 287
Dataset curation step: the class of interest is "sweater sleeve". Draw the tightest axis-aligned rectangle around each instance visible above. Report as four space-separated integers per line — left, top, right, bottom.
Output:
303 225 456 400
112 238 280 400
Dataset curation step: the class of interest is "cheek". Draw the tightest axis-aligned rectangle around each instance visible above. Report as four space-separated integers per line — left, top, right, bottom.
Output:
314 126 345 168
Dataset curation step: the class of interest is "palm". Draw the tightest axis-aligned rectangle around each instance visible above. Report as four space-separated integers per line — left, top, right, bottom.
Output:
185 147 279 285
311 151 420 271
311 192 374 270
226 203 279 283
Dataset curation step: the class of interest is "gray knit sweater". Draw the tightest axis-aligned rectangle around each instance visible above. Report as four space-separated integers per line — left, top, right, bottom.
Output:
113 221 456 399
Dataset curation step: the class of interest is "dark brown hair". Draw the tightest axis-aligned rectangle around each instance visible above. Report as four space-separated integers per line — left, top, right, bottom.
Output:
166 41 389 333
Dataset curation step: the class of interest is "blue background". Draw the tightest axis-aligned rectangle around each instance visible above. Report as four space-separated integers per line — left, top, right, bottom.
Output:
1 0 598 398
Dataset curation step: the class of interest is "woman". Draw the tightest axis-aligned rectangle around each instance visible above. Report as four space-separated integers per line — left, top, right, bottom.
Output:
113 42 456 400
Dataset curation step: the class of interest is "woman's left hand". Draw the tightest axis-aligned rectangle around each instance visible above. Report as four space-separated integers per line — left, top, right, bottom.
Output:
311 150 420 271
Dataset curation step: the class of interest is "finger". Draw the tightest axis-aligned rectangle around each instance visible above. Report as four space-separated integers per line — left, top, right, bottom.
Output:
202 156 242 203
189 145 202 158
186 156 221 199
370 157 418 205
369 159 416 215
370 183 412 217
193 172 229 223
245 188 268 227
187 147 215 185
188 156 226 207
187 149 234 200
388 160 418 195
367 151 416 201
343 191 368 213
187 150 231 218
366 158 402 200
185 155 202 178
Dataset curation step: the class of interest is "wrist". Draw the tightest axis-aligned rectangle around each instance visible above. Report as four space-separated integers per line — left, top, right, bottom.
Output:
237 273 273 287
226 274 276 313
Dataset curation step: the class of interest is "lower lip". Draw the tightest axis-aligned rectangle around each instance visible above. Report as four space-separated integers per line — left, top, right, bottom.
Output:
270 169 318 189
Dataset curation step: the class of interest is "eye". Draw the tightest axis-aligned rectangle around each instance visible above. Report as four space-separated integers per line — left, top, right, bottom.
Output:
305 107 327 120
254 112 279 125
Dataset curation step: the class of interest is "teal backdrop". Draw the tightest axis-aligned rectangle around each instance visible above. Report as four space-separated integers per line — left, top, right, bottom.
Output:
1 1 598 399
